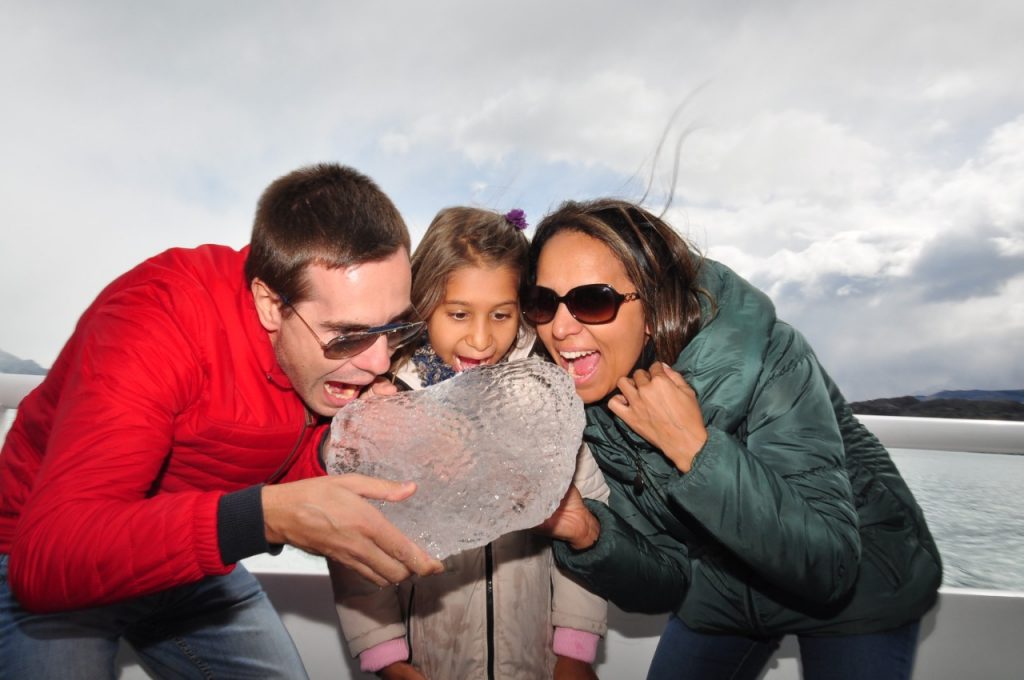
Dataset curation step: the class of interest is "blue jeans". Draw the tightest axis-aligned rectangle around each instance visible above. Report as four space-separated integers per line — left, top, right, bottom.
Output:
647 614 920 680
0 554 308 679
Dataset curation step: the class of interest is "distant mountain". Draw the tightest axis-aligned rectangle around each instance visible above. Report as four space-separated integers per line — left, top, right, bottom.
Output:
851 390 1024 421
0 348 48 375
919 389 1024 403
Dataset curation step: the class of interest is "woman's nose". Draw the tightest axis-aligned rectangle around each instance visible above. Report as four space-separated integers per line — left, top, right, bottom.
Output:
549 302 581 340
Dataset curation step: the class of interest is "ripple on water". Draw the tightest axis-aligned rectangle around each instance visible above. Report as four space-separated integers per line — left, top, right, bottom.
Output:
891 449 1024 591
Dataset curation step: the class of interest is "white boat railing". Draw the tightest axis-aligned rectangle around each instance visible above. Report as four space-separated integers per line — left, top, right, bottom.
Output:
858 414 1023 455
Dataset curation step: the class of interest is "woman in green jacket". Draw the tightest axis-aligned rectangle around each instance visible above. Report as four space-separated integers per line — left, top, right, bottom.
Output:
526 199 941 680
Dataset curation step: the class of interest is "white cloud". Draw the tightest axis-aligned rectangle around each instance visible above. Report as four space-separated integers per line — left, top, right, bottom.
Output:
922 70 998 101
675 109 889 207
379 133 412 155
384 72 677 174
703 112 1024 288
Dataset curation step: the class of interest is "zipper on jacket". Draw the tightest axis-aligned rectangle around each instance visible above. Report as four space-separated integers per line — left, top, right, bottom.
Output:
265 408 315 484
485 542 495 680
618 434 674 506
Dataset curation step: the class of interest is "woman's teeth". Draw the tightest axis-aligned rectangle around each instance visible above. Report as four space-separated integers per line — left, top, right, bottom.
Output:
559 350 598 378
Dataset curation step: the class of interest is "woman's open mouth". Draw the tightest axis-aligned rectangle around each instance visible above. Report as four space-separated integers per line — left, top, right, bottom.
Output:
559 349 600 384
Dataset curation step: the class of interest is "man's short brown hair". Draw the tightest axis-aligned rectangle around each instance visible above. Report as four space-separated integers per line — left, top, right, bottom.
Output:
244 163 410 304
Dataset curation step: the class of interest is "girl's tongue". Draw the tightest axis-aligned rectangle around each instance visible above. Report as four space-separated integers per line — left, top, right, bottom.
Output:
457 356 486 371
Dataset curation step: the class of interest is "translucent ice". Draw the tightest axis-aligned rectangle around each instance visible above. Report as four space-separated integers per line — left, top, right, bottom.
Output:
324 357 585 560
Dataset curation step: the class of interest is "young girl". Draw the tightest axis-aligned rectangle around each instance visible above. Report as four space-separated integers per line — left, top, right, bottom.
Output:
329 207 609 680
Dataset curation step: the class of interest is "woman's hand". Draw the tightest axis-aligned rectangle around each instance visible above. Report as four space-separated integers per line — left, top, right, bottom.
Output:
377 661 428 679
554 655 599 680
608 361 707 473
535 484 600 551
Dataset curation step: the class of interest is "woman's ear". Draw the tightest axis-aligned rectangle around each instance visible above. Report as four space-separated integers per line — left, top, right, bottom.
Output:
251 278 283 332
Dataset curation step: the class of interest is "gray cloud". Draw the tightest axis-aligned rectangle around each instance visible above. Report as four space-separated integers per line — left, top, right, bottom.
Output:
910 230 1024 302
773 274 1024 401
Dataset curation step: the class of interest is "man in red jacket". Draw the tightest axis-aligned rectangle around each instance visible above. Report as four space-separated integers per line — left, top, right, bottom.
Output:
0 163 443 678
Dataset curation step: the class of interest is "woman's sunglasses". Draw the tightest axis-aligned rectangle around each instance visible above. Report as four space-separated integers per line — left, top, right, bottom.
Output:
521 283 640 325
282 297 425 360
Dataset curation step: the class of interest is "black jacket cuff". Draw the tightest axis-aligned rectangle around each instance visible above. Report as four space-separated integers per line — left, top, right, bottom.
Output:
217 484 283 564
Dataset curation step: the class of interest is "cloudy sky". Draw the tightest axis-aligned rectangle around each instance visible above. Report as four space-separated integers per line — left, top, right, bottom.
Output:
2 0 1022 400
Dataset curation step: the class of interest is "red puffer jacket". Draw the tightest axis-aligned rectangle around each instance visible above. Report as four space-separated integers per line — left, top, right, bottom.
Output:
0 245 327 612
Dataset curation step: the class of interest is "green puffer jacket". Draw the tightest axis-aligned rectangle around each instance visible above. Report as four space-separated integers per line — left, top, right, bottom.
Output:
553 259 941 636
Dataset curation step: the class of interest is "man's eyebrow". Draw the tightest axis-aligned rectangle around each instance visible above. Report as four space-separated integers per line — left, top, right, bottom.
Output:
320 306 419 334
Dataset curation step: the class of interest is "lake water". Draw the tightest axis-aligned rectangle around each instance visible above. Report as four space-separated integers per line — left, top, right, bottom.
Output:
890 449 1024 591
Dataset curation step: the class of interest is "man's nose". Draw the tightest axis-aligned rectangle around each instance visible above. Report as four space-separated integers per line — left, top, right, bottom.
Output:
350 334 392 376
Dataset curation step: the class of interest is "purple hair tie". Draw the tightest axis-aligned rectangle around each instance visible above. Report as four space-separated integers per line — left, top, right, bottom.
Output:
504 209 528 231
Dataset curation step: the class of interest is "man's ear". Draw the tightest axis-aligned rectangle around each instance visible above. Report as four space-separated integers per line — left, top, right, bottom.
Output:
251 278 283 332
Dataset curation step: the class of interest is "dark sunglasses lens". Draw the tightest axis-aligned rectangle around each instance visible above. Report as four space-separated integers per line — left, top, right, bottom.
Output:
567 285 619 323
323 323 424 359
523 287 558 324
386 323 424 350
322 335 375 360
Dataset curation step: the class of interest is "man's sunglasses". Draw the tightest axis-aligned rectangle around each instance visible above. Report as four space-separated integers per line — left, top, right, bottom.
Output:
521 283 640 325
281 297 425 360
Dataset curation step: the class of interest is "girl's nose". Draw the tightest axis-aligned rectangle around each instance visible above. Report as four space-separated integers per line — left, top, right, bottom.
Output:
467 318 493 351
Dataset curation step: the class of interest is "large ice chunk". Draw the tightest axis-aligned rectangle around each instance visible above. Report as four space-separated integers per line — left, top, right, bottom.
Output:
325 357 584 560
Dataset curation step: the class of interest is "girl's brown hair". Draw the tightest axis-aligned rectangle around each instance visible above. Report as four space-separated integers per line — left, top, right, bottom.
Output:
393 207 530 367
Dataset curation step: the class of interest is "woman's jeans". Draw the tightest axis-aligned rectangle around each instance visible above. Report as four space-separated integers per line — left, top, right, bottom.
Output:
0 554 308 679
647 613 921 680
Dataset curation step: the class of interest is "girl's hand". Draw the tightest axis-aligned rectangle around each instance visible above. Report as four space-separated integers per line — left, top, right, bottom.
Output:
608 361 707 473
535 485 600 551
